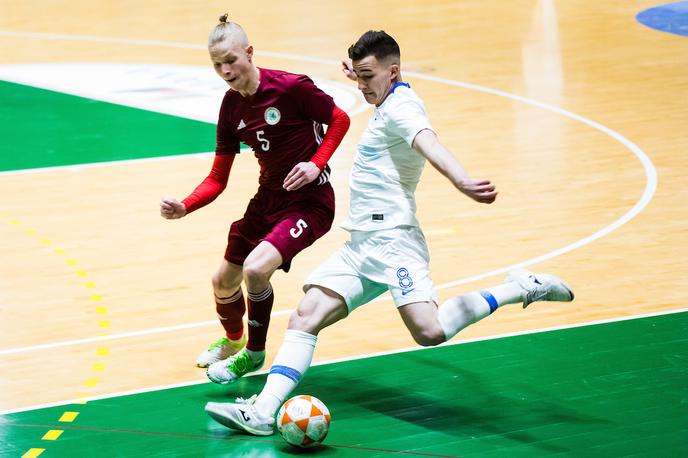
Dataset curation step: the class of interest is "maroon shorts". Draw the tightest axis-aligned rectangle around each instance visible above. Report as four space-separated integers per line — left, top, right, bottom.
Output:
225 183 335 272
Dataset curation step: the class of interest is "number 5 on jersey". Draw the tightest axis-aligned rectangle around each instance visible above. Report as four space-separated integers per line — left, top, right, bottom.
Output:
290 219 308 238
256 130 270 151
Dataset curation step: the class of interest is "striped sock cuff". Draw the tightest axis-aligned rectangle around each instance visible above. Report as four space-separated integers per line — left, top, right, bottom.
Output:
248 284 273 302
215 289 242 304
480 290 499 313
269 365 302 383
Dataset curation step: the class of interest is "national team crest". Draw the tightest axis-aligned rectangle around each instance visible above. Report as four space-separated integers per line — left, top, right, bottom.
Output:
264 107 281 125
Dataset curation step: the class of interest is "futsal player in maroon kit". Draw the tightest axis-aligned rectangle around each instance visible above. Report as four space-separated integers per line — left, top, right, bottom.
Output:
160 14 350 384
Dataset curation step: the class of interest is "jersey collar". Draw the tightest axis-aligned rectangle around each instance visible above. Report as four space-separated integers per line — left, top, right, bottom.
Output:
390 82 410 94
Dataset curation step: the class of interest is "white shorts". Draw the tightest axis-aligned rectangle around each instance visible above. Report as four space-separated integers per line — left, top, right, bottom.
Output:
304 226 438 312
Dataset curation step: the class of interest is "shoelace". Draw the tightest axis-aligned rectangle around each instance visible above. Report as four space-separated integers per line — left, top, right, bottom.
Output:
235 394 258 405
526 285 548 304
225 351 254 372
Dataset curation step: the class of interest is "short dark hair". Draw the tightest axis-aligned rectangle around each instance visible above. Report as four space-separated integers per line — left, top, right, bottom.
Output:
347 30 400 62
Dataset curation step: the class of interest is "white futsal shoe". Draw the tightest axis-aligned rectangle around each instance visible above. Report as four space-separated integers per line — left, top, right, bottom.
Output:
205 395 275 436
506 268 574 308
195 334 246 368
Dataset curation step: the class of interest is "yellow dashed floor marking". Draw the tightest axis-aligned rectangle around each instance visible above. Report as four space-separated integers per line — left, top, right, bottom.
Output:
58 412 79 422
42 430 64 441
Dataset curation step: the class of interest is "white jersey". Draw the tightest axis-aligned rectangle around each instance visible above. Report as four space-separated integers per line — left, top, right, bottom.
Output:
341 83 433 232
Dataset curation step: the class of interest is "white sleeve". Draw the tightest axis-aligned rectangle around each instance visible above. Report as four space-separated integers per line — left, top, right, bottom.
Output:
386 99 433 146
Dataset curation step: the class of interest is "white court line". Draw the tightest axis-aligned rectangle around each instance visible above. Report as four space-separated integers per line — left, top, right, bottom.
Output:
0 32 658 358
0 309 293 356
1 306 685 416
0 151 215 177
0 31 338 66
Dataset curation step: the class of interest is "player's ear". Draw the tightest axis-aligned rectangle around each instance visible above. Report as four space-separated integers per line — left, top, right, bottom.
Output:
246 45 254 61
389 63 400 81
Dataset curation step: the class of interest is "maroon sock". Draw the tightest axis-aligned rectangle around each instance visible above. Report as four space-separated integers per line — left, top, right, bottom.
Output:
215 289 245 340
246 284 274 351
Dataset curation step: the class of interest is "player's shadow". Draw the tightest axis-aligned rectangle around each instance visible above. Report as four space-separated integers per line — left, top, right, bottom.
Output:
199 348 612 454
201 374 276 401
295 351 611 454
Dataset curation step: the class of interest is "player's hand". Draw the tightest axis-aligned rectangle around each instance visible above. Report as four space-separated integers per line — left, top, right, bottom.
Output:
457 178 498 204
284 161 321 191
341 59 357 81
160 197 187 219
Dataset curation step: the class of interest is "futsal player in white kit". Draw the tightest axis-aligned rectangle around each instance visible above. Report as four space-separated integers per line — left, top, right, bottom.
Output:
205 30 575 435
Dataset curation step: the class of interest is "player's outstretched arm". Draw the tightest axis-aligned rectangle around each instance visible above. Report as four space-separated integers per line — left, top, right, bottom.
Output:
162 153 235 218
412 129 497 204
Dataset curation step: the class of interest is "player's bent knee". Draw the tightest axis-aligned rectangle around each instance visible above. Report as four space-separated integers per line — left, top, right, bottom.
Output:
411 329 445 347
212 270 241 294
286 288 345 335
242 260 272 283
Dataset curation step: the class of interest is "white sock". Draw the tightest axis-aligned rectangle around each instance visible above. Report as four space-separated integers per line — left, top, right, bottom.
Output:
437 282 524 340
254 329 317 418
487 282 524 306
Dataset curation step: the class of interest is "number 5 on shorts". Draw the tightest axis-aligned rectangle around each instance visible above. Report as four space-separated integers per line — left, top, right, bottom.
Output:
290 219 308 238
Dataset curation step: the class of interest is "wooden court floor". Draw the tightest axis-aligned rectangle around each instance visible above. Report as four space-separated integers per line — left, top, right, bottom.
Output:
1 0 687 456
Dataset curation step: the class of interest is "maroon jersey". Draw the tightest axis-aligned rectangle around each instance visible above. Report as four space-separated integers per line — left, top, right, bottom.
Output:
215 68 335 191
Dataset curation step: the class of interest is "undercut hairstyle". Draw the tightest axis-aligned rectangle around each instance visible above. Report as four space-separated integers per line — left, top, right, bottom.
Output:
347 30 400 62
208 13 248 47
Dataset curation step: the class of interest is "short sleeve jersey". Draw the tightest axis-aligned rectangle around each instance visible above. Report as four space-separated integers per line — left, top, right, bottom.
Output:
215 68 335 191
341 83 433 232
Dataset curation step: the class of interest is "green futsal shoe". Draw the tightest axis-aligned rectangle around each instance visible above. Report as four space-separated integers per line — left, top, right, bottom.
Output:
195 334 247 368
206 348 265 384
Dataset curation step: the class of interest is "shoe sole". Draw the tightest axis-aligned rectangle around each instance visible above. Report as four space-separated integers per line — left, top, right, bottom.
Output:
206 360 265 385
197 355 234 368
206 371 233 385
205 404 274 436
558 278 575 302
196 345 245 368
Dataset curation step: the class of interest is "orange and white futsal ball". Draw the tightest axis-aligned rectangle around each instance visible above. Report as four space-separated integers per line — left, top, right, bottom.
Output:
276 395 331 448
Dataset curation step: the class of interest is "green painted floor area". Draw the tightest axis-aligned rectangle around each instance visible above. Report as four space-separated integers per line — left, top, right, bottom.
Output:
0 80 216 172
2 312 686 457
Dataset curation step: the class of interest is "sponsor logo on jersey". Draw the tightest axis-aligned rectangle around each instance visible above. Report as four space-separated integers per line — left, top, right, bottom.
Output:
264 107 281 125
